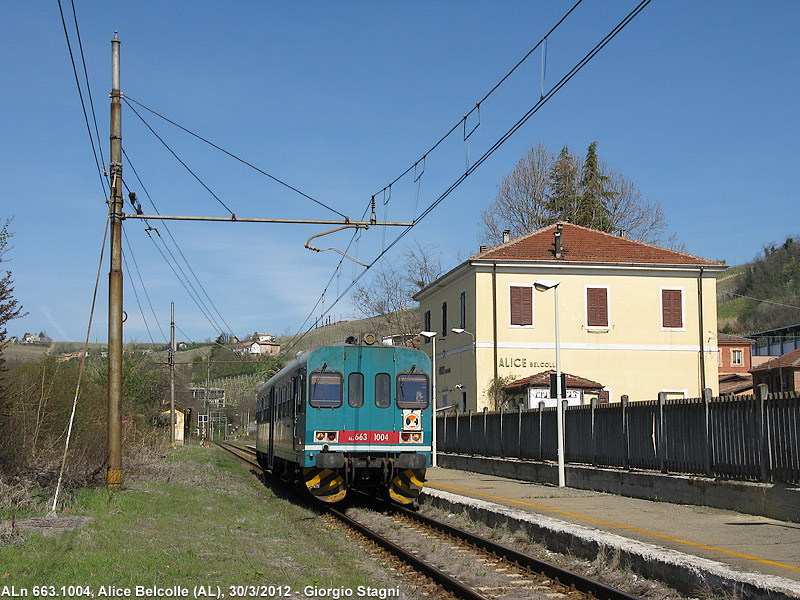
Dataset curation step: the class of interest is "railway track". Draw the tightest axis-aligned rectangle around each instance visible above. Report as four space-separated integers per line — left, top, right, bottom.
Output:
216 442 641 600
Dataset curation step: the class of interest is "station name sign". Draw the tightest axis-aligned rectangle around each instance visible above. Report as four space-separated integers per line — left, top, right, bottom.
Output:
497 357 555 369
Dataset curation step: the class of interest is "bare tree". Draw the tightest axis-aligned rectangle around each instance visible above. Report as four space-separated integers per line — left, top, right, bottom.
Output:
480 143 553 245
479 143 672 247
604 168 667 244
351 241 443 336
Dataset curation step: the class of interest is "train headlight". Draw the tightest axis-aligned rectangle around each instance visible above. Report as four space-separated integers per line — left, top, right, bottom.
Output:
401 433 410 442
315 432 325 441
327 432 336 441
412 433 421 442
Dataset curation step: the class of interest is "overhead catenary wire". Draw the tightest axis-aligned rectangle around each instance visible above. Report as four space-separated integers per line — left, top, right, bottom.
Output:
124 101 236 216
122 148 238 341
56 0 107 195
122 227 168 344
278 0 652 359
719 290 800 311
68 0 105 178
123 96 348 220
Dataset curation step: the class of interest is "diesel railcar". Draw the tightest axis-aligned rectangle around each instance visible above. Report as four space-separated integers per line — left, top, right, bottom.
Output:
255 336 431 503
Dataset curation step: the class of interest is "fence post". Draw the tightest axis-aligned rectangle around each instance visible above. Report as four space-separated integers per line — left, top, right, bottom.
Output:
538 400 545 461
468 409 473 456
757 384 772 483
483 407 488 457
454 410 459 454
703 388 712 476
518 404 523 459
591 397 598 466
658 392 667 474
499 406 504 457
442 410 447 453
621 395 629 470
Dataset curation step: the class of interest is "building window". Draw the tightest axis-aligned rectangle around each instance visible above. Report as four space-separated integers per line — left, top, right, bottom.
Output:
424 309 431 343
460 291 466 329
510 286 533 326
732 349 743 366
442 301 448 337
586 287 608 328
661 289 683 329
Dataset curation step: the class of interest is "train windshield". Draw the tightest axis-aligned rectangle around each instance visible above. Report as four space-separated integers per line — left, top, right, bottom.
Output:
396 372 429 408
309 371 343 408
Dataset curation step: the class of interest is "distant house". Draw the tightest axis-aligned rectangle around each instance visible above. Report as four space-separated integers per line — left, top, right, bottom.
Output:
717 333 753 395
751 348 800 393
248 340 280 356
256 333 276 343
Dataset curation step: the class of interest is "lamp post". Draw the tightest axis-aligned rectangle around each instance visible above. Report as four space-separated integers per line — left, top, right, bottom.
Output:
451 328 475 412
534 279 565 487
420 331 438 467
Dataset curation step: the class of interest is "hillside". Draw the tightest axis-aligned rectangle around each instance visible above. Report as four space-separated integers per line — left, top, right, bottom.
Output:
277 309 420 358
717 235 800 334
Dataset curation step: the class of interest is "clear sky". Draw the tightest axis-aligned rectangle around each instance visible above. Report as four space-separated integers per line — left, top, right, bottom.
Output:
2 1 798 345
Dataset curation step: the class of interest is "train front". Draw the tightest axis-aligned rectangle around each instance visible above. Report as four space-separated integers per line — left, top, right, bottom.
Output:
302 340 431 503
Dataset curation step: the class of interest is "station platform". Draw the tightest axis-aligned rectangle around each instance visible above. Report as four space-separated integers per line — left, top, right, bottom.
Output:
422 466 800 599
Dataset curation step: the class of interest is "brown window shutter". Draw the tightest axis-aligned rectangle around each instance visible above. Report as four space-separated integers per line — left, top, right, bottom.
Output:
520 287 532 325
510 286 532 326
662 289 682 328
587 287 608 327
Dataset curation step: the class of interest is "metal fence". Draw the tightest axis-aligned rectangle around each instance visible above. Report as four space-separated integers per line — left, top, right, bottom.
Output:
437 387 800 484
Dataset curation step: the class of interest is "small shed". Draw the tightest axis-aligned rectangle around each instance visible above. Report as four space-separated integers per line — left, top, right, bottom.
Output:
504 370 605 408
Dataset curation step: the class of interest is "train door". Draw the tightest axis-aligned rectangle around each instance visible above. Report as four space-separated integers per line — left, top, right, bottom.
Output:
293 374 305 455
267 387 275 469
345 346 370 435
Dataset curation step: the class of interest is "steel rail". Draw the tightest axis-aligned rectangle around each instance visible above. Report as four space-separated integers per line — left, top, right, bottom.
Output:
217 443 637 600
325 505 490 600
386 502 642 600
216 443 486 599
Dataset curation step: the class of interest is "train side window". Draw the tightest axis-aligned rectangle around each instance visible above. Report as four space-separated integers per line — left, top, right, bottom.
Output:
396 372 429 409
348 372 364 407
309 371 343 408
295 377 305 415
375 373 391 408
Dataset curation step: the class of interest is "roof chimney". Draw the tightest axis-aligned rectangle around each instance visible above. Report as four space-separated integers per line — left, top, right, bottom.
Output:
554 223 563 258
502 229 511 244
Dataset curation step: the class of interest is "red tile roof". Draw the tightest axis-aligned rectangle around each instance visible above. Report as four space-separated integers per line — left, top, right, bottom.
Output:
505 370 603 392
718 333 754 344
750 348 800 373
473 222 724 267
718 373 753 395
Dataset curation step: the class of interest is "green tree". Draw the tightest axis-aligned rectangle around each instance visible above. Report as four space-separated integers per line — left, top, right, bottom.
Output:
546 145 580 223
480 142 673 247
577 141 615 231
0 218 26 393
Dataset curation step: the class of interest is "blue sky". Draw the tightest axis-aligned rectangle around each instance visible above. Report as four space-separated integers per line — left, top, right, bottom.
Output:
2 1 798 344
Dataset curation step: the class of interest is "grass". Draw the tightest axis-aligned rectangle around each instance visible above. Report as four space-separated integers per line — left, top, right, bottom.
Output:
0 447 397 594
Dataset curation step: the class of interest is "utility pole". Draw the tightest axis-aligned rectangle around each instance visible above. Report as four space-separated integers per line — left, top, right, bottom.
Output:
204 356 211 446
169 301 176 448
107 32 123 489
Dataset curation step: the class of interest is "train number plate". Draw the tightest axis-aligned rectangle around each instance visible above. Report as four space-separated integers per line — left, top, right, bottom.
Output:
338 431 399 443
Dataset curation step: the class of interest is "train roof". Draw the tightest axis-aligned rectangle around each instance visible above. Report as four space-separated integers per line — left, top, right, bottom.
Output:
256 342 428 397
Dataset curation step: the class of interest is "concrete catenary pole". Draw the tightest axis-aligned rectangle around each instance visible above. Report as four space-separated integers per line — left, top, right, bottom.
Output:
169 301 176 448
107 32 124 489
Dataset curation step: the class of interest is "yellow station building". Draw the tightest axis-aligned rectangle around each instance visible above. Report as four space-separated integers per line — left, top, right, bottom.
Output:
414 222 725 411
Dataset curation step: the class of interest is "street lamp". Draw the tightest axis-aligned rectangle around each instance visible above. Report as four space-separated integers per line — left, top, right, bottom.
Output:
419 331 438 467
451 328 475 412
534 279 565 487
